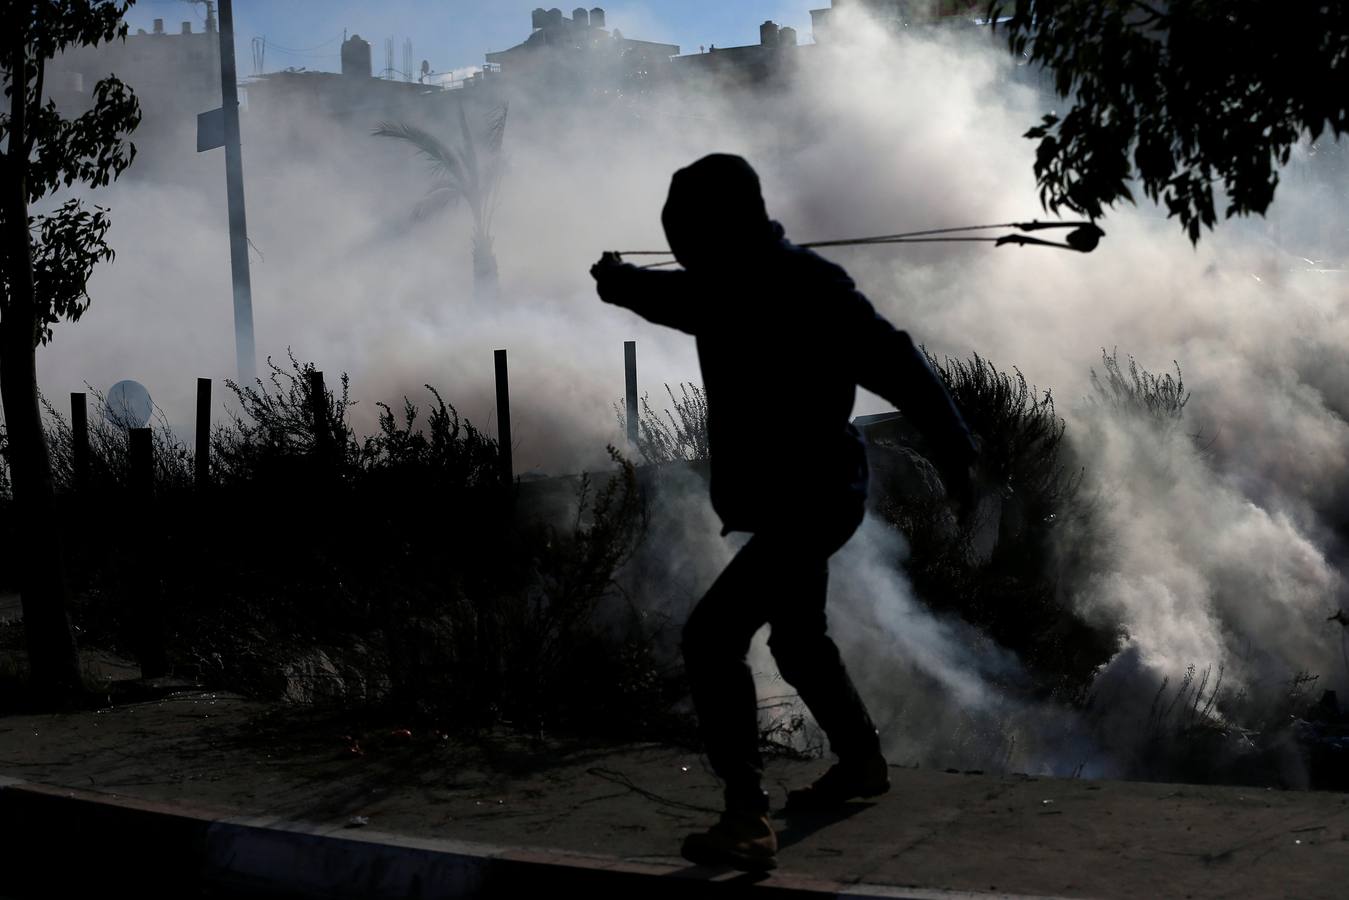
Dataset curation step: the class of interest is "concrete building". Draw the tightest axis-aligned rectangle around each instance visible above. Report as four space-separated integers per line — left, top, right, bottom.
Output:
668 20 805 91
45 16 222 171
243 33 449 130
810 0 984 40
483 7 680 95
46 18 459 167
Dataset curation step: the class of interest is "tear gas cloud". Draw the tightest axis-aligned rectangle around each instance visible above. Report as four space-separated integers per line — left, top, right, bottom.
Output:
31 4 1349 774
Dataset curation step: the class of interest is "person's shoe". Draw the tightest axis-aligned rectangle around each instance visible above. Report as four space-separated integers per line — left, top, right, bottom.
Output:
784 752 890 812
680 810 778 871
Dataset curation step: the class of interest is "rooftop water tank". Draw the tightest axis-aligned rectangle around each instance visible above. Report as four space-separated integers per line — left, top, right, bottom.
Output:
341 34 373 78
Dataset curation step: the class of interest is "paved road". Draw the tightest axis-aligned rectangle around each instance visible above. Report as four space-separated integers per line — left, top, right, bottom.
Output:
3 693 1349 898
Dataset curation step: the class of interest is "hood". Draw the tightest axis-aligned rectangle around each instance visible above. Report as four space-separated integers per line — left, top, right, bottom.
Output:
661 154 779 272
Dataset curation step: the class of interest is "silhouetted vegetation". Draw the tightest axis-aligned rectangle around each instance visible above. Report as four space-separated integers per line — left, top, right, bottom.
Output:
615 382 710 464
990 1 1349 243
1 354 675 736
872 351 1119 703
1125 666 1341 790
1090 348 1190 422
5 348 1340 790
0 426 11 503
40 387 193 493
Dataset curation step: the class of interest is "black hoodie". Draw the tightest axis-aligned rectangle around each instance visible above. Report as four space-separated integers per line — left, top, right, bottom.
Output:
594 154 976 533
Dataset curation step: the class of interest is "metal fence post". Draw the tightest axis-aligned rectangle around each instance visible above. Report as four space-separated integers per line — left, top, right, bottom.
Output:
128 426 167 679
494 349 513 482
624 340 638 449
195 378 211 489
307 370 331 463
71 392 89 492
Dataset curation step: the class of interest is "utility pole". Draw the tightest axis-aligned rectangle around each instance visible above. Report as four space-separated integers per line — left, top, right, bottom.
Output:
197 0 256 384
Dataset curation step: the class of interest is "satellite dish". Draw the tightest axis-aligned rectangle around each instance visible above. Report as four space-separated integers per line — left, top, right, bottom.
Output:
105 380 153 429
421 59 430 76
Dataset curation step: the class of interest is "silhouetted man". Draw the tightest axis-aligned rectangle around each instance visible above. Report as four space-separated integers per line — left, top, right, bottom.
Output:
591 154 977 871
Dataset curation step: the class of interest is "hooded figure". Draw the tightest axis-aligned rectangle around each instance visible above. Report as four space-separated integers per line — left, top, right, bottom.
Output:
592 154 977 871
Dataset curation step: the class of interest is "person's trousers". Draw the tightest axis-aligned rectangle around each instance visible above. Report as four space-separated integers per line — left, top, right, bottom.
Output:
682 504 881 813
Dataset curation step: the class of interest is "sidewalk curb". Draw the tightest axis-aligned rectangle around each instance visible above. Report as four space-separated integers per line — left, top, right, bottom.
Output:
0 777 1072 899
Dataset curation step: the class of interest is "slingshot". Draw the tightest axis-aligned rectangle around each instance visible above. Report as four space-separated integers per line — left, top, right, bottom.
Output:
615 220 1106 268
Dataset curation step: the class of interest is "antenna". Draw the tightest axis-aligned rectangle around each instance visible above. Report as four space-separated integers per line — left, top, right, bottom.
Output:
384 36 394 79
250 35 265 74
403 38 412 83
182 0 218 33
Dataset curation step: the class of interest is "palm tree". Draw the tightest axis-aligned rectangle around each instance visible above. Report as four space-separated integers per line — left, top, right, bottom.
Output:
375 99 508 301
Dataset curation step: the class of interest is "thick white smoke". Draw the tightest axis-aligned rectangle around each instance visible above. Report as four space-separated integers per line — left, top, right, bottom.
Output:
26 4 1349 775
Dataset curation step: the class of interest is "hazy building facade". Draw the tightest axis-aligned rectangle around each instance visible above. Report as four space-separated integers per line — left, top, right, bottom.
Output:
810 0 984 40
45 16 222 172
244 34 447 133
668 20 805 92
484 7 680 96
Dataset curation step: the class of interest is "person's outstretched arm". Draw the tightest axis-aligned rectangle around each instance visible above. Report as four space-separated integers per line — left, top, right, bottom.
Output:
835 277 978 489
591 253 702 335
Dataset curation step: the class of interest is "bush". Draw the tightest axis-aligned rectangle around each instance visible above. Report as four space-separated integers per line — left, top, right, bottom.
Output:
1124 666 1327 788
1089 348 1190 423
40 387 193 495
493 449 653 730
615 382 709 464
872 351 1122 702
0 425 11 592
367 387 501 489
211 350 362 486
0 423 11 500
27 354 678 742
931 351 1082 521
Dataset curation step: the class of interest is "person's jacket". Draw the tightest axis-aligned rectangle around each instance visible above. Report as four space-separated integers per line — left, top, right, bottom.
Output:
596 227 977 534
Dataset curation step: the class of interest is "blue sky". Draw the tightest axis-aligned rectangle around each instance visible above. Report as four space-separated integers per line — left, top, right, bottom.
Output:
128 1 824 79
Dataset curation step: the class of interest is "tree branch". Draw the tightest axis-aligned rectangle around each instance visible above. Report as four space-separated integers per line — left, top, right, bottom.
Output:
2 28 29 322
8 32 26 168
26 55 45 158
1128 1 1168 28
